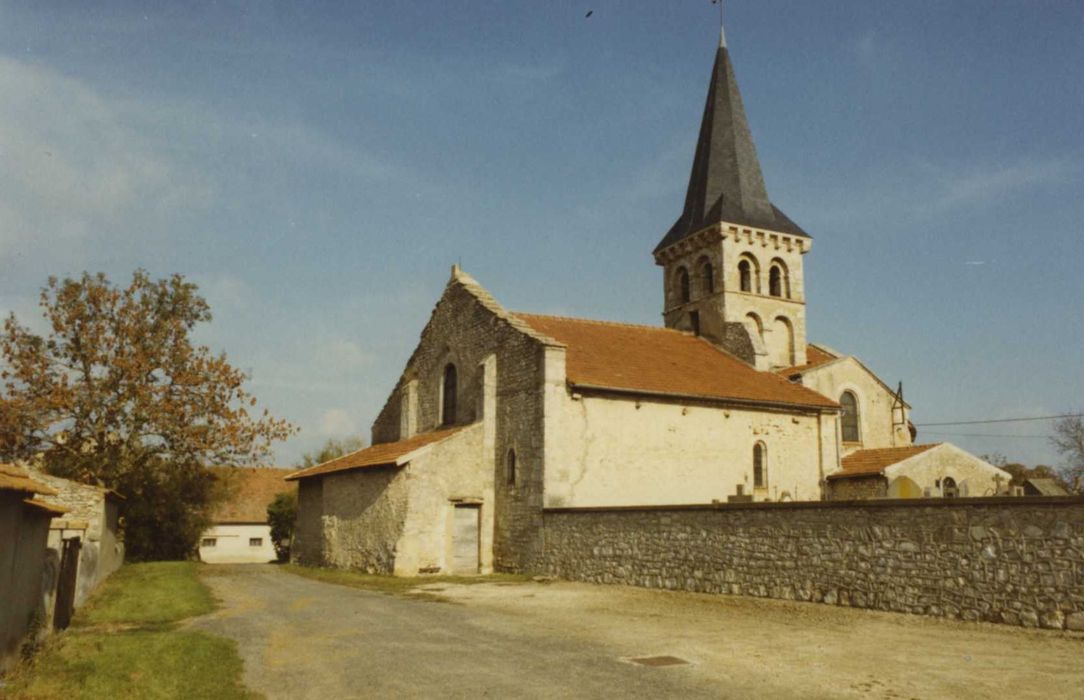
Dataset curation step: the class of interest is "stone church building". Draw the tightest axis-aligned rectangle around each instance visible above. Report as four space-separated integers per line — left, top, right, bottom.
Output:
288 27 1007 575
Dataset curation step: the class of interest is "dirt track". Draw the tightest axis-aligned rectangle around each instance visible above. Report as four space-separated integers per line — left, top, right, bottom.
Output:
192 565 1083 699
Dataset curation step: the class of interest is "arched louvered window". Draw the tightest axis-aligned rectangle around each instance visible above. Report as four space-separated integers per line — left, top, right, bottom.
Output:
738 260 752 292
699 258 715 295
441 363 457 426
840 391 860 443
753 442 767 488
677 267 691 304
769 266 783 297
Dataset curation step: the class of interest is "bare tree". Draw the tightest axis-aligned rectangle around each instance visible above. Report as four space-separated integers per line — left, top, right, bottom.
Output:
1051 414 1084 493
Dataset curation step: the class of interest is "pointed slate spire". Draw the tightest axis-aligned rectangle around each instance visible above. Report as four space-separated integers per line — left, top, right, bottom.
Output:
655 26 808 254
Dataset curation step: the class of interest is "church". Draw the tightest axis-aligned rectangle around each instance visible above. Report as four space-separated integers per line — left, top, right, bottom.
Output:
287 25 1008 576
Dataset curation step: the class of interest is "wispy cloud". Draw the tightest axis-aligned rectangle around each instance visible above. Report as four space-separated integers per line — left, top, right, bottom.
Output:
318 408 357 437
0 56 214 257
920 157 1079 212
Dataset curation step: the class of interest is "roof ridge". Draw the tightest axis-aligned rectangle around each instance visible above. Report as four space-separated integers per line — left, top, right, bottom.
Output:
450 269 563 347
514 312 688 334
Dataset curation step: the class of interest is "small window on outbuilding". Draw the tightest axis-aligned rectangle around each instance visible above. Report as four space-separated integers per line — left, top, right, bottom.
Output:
942 477 958 499
442 363 458 425
506 448 517 486
840 391 860 443
753 442 767 489
202 538 216 548
249 538 263 547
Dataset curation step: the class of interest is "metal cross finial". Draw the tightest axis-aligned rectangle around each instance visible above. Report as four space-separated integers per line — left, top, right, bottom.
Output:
712 0 726 48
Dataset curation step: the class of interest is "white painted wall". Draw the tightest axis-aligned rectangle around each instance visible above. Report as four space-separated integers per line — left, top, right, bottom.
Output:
799 356 911 456
885 444 1011 498
199 523 276 564
544 391 837 507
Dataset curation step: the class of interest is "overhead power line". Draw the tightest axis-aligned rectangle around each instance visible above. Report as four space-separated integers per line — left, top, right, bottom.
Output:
922 431 1050 439
914 412 1084 428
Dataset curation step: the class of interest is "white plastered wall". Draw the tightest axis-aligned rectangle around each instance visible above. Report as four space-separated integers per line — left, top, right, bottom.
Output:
395 422 492 574
798 356 911 457
885 443 1011 498
543 390 836 506
199 523 276 563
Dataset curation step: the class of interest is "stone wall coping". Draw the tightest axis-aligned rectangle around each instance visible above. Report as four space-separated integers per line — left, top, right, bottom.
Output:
543 495 1084 514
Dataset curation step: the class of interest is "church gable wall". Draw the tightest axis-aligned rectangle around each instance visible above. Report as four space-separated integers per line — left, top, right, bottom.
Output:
801 357 910 456
367 273 553 573
544 393 831 507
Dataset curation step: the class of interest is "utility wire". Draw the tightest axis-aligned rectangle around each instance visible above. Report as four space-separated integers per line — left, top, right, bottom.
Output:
914 412 1084 427
922 431 1050 439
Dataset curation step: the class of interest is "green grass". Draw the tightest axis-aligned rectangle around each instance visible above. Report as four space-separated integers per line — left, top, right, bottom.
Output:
6 629 256 700
281 563 529 599
74 561 215 627
5 561 258 700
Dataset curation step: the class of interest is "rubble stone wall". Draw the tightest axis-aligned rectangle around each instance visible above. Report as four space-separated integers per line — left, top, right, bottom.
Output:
541 497 1084 630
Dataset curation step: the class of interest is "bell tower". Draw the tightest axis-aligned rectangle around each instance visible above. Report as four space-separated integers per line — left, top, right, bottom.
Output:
654 23 811 371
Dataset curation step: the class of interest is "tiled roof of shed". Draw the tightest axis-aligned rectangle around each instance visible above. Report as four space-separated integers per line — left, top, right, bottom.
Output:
210 467 296 524
514 314 837 410
0 463 59 496
829 444 941 480
285 426 469 481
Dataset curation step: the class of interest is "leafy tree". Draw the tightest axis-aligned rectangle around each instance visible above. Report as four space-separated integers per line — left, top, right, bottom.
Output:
267 491 298 562
0 271 295 559
1051 414 1084 493
297 435 366 469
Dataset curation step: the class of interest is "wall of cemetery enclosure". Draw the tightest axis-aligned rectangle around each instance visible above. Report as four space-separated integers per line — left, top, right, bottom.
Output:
539 497 1084 630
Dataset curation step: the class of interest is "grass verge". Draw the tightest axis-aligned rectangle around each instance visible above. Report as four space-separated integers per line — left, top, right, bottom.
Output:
74 561 215 628
281 563 529 601
4 562 257 700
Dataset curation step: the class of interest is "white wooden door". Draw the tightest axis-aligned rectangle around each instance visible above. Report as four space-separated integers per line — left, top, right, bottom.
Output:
452 505 480 574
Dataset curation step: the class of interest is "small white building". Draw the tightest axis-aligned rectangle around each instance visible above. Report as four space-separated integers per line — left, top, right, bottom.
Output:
826 443 1011 500
199 467 295 564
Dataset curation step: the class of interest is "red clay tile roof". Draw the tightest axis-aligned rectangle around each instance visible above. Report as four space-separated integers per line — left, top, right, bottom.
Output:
285 426 469 482
513 314 837 410
0 463 60 496
776 344 838 376
829 444 941 480
210 467 296 524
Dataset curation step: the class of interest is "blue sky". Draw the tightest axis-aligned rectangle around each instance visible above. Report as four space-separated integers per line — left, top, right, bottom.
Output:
2 1 1082 467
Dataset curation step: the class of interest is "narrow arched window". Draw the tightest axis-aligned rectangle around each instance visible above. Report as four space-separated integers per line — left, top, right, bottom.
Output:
738 260 752 292
441 363 457 426
769 266 783 297
506 448 517 486
942 477 958 498
753 442 767 488
840 391 860 443
677 267 690 304
699 259 715 295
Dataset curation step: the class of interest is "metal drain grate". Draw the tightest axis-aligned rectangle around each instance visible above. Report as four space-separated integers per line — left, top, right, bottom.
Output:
628 656 688 667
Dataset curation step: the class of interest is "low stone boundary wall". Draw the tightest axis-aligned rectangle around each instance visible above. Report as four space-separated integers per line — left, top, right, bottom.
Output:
540 497 1084 630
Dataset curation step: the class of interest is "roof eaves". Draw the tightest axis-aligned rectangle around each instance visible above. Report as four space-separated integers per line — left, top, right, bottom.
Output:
24 498 69 516
569 382 837 413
